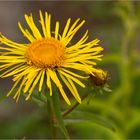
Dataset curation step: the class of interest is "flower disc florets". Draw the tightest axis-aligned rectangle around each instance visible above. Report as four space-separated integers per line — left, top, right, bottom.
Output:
26 38 65 69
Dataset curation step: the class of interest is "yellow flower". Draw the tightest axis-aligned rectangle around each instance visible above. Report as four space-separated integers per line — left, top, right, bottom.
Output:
0 11 103 105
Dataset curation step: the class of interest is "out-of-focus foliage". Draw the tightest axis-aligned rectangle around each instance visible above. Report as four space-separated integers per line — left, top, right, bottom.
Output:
0 1 140 139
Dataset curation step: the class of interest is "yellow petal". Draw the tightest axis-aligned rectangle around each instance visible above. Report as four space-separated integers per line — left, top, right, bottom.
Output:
60 73 81 103
55 21 59 39
39 10 47 37
25 14 42 39
25 71 42 100
18 22 35 42
7 76 22 97
48 69 71 105
45 12 51 38
62 18 71 38
46 70 52 96
58 70 85 88
13 76 27 102
60 68 89 79
23 69 39 93
39 70 45 92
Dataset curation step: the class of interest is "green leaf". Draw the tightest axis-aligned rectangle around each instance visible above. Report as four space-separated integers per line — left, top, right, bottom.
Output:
64 110 115 132
31 96 45 106
21 90 48 106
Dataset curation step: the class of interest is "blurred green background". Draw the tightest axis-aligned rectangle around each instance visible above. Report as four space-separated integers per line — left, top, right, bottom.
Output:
0 1 140 139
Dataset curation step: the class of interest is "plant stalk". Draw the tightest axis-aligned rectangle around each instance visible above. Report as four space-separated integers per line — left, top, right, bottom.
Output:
63 92 90 117
46 88 70 139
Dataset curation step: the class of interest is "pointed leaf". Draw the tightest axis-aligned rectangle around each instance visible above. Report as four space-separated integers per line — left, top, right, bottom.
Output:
64 110 115 132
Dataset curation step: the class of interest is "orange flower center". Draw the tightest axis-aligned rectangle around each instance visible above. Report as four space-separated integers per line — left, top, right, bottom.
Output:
26 38 65 68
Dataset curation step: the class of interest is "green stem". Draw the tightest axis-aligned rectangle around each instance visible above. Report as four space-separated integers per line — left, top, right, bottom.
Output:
47 96 57 139
63 92 90 117
47 88 70 139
